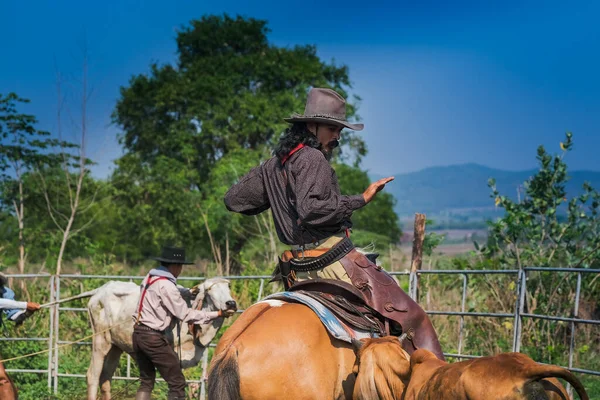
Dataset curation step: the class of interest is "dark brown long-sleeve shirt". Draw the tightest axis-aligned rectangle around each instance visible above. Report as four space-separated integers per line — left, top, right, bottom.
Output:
224 146 366 245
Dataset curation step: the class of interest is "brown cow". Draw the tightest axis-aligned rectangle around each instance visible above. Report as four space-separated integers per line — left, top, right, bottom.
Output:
0 356 18 400
352 336 411 400
353 336 589 400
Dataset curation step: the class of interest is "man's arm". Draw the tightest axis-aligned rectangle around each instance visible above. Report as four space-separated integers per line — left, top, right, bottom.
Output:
0 298 28 310
159 282 220 324
224 164 270 215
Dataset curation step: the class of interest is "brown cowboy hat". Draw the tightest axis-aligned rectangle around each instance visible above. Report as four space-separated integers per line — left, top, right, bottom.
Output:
284 88 364 131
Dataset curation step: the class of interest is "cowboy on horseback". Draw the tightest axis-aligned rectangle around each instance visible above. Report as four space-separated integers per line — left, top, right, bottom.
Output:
224 87 444 360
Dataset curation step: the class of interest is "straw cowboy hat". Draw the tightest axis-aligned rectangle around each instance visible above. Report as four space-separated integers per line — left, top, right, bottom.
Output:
284 88 364 131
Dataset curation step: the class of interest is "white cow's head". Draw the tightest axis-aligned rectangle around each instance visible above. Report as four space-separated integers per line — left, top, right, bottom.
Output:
189 277 237 346
191 277 237 312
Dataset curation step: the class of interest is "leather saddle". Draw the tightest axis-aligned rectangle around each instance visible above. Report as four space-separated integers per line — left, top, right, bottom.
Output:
289 278 387 336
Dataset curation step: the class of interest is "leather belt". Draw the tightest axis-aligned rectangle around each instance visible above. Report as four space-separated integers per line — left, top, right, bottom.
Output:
291 241 323 251
281 248 330 262
134 324 166 334
285 237 354 272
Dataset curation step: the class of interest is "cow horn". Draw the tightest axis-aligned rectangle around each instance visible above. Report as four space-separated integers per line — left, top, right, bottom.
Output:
189 282 203 294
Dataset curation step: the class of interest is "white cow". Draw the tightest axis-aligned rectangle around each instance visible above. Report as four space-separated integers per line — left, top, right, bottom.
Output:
85 278 236 400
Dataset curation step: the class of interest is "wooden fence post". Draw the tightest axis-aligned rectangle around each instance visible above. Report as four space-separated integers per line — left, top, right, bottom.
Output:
410 213 426 300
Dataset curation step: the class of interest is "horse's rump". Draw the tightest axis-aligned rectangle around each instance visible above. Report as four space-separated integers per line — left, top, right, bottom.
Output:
209 301 357 400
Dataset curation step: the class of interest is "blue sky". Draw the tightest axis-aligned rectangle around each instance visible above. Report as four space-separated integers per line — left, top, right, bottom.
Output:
1 0 599 178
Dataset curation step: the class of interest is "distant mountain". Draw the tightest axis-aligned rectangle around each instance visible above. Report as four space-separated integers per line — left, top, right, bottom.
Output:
372 163 600 217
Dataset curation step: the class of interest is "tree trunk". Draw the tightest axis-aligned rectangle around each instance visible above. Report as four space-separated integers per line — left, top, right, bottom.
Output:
17 179 25 275
55 175 81 275
14 176 30 299
410 213 426 273
56 229 70 276
225 233 230 276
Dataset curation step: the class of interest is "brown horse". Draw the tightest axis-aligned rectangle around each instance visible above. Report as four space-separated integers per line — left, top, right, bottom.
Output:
353 336 589 400
0 358 18 400
208 299 359 399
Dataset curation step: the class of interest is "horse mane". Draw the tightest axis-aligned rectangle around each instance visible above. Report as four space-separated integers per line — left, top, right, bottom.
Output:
354 337 411 400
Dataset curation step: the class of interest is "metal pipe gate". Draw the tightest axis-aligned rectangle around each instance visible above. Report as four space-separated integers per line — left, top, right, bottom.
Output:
2 267 599 399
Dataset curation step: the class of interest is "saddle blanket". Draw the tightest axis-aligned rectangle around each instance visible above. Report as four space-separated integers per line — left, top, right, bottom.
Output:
260 291 378 344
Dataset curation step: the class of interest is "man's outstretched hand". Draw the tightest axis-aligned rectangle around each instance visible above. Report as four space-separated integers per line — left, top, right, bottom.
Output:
363 177 394 204
26 302 41 312
218 309 236 318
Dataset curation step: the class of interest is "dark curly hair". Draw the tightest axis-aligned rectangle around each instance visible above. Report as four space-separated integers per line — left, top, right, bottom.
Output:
274 123 321 163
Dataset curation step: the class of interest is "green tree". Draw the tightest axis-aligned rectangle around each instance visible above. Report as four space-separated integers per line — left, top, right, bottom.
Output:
18 167 112 267
0 93 68 277
110 14 373 266
110 154 207 262
482 132 600 269
476 133 600 375
113 14 365 186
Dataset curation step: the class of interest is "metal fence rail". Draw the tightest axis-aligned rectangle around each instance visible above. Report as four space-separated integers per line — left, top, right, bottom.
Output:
2 267 599 398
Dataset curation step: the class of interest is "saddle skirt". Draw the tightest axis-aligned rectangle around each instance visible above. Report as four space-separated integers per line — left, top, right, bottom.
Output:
260 291 379 344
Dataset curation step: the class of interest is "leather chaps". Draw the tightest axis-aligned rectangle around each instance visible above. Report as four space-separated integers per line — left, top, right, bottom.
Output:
338 249 445 360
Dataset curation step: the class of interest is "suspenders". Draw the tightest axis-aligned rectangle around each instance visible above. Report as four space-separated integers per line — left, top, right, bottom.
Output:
135 276 169 325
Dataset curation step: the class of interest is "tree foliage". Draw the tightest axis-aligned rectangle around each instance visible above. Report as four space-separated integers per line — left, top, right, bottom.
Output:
0 93 59 173
0 92 76 274
480 132 600 268
113 14 365 188
0 16 401 273
109 14 395 265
